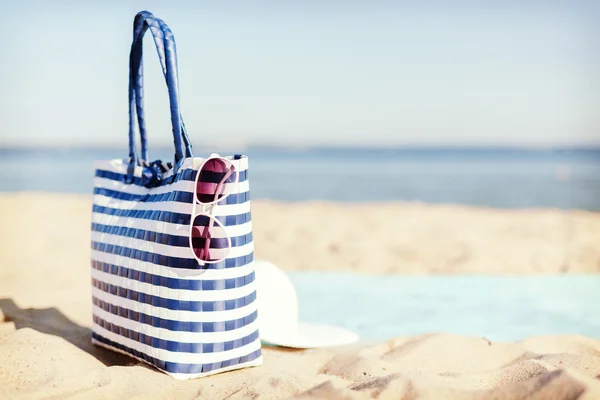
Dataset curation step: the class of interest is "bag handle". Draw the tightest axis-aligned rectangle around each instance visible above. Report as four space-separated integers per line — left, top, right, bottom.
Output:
127 11 193 180
130 11 193 164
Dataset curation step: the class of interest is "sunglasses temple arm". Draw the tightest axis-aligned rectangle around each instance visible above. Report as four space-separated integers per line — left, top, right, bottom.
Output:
212 167 235 203
202 216 216 260
204 167 235 259
193 163 235 262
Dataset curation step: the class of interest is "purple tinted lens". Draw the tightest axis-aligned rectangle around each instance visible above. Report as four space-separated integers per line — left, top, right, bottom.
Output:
196 158 237 204
191 214 230 262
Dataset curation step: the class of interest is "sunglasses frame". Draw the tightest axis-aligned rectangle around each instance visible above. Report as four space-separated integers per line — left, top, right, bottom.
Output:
188 153 239 265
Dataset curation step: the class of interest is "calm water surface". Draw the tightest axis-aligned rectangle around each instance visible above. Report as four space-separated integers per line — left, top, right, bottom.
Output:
1 146 600 209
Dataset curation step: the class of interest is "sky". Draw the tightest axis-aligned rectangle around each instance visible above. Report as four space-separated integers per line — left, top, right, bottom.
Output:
0 1 598 148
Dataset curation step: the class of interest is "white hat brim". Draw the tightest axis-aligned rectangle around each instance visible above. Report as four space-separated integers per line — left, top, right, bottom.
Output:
261 322 359 349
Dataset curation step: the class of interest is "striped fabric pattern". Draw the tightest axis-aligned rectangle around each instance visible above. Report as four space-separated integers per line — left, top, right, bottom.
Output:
90 155 263 380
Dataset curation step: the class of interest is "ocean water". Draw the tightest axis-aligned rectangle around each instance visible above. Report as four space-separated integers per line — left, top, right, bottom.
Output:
1 146 600 209
290 273 600 341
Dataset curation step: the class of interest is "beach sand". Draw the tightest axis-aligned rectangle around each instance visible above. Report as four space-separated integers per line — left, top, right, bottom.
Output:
1 193 600 399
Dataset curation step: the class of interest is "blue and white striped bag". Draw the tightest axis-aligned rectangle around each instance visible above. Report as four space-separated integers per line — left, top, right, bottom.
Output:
90 11 263 379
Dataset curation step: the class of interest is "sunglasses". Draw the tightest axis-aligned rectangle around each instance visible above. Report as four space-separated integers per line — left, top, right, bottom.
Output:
189 154 239 264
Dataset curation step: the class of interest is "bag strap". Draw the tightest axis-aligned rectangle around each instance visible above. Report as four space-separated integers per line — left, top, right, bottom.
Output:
127 11 193 181
130 11 193 164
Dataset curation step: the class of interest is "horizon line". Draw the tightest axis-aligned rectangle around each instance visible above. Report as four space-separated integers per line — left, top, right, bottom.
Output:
2 143 600 152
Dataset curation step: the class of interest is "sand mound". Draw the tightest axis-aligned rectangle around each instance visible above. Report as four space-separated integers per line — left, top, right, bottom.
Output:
1 317 600 399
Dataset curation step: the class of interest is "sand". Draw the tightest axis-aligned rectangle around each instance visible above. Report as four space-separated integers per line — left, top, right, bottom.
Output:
1 193 600 399
251 201 600 274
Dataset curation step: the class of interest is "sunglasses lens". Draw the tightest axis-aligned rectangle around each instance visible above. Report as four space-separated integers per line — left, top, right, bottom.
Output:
191 214 230 262
196 158 237 204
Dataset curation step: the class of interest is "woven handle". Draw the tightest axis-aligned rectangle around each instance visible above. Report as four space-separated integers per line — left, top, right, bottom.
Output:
130 11 193 164
127 11 193 179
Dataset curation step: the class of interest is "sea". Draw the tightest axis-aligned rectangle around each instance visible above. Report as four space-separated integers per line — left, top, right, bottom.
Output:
1 146 599 341
1 146 600 210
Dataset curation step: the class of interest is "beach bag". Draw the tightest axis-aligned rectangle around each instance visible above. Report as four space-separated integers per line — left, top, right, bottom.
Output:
90 11 262 380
